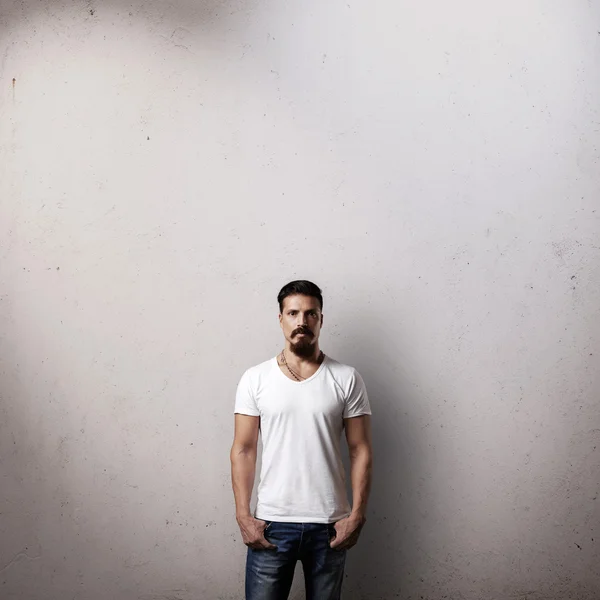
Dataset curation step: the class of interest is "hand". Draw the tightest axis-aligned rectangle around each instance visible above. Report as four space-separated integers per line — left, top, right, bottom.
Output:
329 514 366 550
237 515 277 550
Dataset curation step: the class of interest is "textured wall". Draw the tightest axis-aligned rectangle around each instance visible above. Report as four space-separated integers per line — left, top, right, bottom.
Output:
1 0 599 598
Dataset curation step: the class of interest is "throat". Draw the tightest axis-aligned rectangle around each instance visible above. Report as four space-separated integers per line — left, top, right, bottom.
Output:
278 350 324 382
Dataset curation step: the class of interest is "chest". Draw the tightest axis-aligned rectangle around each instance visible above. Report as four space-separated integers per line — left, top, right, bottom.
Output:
256 379 345 422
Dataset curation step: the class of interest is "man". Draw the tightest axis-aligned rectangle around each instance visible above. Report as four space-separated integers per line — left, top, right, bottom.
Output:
230 280 373 600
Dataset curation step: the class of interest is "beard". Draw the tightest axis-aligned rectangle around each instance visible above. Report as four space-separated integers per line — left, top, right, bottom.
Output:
290 333 315 358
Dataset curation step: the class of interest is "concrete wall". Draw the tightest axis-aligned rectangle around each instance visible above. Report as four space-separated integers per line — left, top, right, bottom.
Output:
1 0 599 598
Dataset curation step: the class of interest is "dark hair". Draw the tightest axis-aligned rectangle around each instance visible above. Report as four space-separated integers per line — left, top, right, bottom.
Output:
277 280 323 313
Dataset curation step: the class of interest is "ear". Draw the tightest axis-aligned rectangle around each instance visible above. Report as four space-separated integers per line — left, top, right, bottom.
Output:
320 313 324 327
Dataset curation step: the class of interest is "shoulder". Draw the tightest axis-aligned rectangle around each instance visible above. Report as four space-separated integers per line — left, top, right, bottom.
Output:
324 355 355 376
245 356 276 375
325 357 370 415
238 357 277 387
323 356 363 388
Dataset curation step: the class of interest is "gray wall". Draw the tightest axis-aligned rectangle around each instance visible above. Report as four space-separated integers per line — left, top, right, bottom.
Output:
1 0 599 598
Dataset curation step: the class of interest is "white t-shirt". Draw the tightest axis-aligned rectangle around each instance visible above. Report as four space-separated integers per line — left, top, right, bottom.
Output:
234 355 371 524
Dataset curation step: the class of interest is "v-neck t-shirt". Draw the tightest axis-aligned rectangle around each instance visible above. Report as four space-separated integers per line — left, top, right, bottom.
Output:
234 355 371 523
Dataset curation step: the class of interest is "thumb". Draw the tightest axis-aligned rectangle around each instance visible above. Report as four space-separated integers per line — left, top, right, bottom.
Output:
261 535 277 551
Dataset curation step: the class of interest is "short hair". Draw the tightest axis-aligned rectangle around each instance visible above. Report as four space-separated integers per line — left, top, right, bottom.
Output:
277 280 323 313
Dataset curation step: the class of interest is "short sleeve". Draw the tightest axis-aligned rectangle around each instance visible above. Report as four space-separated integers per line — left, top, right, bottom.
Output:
234 369 260 416
343 369 372 419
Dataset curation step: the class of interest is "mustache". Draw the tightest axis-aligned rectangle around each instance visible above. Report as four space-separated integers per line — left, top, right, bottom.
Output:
292 327 313 337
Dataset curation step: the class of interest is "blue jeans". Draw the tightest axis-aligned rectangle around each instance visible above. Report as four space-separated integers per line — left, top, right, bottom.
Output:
246 521 347 600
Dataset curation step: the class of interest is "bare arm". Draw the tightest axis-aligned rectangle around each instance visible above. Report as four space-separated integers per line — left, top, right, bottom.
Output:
230 414 275 549
347 414 373 519
231 414 259 518
330 415 373 549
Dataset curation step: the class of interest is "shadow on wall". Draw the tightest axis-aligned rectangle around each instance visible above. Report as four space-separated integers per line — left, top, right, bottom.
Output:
340 316 435 600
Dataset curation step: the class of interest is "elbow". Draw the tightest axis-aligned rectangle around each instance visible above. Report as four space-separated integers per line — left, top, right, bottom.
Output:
230 443 256 464
349 442 372 463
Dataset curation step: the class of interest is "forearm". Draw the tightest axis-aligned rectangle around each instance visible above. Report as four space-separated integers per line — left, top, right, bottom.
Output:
349 444 372 519
230 447 257 519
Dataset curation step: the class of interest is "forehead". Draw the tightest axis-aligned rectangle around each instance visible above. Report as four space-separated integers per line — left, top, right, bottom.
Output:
281 294 321 312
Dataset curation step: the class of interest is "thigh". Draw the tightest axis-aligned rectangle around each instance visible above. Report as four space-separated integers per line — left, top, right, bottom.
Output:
245 522 298 600
301 524 347 600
